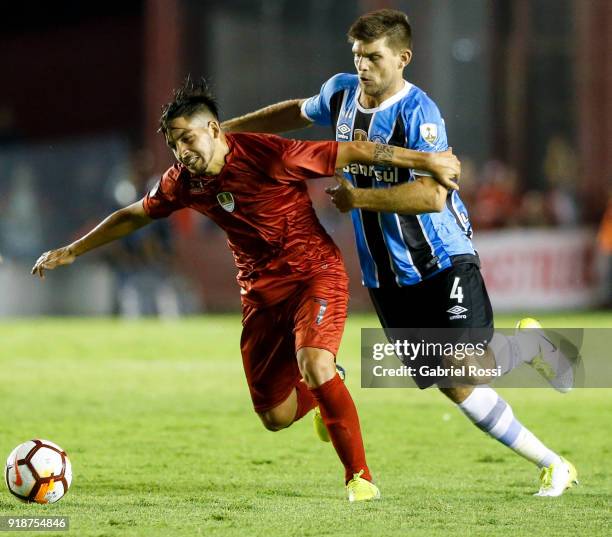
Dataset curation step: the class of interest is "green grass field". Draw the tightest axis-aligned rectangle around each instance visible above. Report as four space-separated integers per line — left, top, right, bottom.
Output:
0 312 610 536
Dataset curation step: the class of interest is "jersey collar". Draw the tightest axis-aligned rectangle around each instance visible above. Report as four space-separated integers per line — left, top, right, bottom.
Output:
355 80 413 113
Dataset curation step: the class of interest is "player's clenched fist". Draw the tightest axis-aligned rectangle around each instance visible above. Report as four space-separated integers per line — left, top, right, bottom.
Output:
326 174 356 213
429 148 461 190
31 246 76 278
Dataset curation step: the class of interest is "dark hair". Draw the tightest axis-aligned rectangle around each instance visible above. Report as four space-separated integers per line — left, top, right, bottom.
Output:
159 75 219 135
348 9 412 51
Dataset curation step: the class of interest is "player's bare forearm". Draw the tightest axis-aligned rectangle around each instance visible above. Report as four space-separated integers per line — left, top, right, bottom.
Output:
221 99 312 133
336 141 426 170
335 142 460 190
352 176 447 214
31 201 151 278
70 202 152 256
327 173 447 215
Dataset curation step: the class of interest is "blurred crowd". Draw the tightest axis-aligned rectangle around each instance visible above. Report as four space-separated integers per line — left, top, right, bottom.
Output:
453 135 581 230
598 192 612 308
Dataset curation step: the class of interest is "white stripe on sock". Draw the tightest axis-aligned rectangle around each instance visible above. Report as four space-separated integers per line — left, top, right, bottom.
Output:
458 386 498 423
458 387 560 467
488 333 519 375
489 405 514 438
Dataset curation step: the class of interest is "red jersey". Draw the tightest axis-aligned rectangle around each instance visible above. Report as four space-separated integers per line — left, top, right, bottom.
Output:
142 133 343 306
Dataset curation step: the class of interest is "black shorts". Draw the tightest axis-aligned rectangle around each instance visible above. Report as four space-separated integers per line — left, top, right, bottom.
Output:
368 262 494 389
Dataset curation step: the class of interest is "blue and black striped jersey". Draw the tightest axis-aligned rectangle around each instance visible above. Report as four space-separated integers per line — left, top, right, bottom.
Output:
302 73 476 288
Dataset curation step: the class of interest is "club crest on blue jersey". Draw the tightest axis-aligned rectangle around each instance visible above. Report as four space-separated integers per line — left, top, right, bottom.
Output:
420 123 439 145
217 192 235 212
371 134 387 144
353 129 368 142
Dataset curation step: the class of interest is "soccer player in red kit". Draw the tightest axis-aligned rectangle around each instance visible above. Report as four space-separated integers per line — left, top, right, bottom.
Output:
32 78 460 501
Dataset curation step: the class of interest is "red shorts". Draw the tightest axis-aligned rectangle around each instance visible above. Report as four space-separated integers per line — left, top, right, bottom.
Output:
240 267 349 413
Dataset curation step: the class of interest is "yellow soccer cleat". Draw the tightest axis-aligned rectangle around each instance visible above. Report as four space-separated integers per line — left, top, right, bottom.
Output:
313 406 329 442
535 457 578 497
346 470 381 502
516 318 574 392
516 317 541 329
313 365 346 442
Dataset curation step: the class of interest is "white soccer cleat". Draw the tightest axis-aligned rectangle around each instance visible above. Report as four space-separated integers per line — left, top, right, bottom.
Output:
515 318 574 393
534 457 578 497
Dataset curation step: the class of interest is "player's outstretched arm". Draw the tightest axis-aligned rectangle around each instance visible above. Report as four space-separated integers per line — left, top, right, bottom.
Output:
221 99 312 133
31 201 152 278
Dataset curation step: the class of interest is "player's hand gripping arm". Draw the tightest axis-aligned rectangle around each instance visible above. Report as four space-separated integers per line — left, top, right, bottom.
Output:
330 142 461 214
31 201 152 278
221 99 312 133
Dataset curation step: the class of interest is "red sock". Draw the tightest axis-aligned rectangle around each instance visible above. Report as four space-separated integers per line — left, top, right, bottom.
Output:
293 380 317 421
310 374 372 483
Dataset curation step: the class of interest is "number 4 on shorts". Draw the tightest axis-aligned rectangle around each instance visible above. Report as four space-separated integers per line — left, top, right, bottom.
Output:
450 277 464 303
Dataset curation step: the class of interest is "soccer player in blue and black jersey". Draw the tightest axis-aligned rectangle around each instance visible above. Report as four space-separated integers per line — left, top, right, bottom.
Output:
223 9 577 497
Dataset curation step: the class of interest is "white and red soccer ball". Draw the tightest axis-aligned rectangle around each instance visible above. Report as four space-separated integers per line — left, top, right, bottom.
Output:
5 439 72 503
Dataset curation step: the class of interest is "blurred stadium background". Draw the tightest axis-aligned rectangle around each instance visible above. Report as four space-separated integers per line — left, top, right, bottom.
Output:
1 0 611 317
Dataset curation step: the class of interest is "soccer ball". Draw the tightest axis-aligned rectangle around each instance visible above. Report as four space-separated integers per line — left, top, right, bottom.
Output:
5 439 72 503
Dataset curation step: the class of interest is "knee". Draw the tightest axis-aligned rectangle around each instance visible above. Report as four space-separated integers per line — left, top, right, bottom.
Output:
439 385 474 404
297 348 336 387
258 409 293 432
440 352 492 388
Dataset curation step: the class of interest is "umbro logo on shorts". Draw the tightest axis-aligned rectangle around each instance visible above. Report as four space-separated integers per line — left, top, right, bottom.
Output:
447 305 468 320
447 305 468 315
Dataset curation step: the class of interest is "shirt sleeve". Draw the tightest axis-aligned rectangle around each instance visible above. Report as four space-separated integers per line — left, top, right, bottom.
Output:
142 164 185 219
301 73 353 127
404 96 449 176
268 138 338 182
